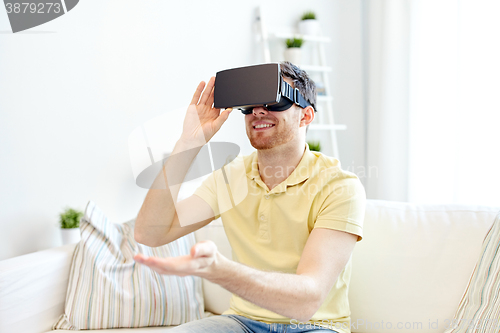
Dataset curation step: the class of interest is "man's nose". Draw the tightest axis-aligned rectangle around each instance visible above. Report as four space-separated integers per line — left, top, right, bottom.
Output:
252 107 269 116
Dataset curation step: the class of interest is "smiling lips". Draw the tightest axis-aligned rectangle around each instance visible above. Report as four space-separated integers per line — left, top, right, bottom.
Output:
253 122 275 131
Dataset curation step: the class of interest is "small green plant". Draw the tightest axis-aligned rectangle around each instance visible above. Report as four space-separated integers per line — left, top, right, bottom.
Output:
286 37 303 48
59 208 83 229
301 11 316 20
307 140 321 152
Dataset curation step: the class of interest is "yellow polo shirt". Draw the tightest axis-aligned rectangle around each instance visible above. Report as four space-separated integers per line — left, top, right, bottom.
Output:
193 143 366 332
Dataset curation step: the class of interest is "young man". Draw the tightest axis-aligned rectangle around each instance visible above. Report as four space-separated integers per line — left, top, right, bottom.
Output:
134 62 366 333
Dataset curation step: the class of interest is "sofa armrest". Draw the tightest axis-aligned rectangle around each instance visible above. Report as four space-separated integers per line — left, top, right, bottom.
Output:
0 243 77 333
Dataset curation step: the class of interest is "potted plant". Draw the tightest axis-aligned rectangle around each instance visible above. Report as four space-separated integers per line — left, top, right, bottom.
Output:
299 11 321 36
59 207 83 245
307 140 321 152
284 37 303 65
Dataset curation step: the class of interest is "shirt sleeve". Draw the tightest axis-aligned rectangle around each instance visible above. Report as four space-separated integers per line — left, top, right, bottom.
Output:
193 172 221 220
314 176 366 242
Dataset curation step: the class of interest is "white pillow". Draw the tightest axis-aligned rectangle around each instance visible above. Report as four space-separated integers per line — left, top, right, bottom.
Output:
53 201 204 330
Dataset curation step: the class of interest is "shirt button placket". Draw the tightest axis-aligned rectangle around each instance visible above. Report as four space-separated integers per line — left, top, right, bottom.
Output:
258 193 271 241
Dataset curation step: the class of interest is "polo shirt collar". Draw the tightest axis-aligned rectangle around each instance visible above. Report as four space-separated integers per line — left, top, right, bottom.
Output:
246 143 316 193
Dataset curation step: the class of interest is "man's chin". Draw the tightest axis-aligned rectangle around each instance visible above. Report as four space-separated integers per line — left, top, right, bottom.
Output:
250 139 275 150
252 144 274 150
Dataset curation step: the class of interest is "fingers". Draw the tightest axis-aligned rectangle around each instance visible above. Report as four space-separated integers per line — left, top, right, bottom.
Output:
211 108 233 132
191 240 218 258
134 254 157 266
134 254 146 261
190 81 206 105
135 254 186 271
206 86 215 108
134 253 213 275
199 77 216 106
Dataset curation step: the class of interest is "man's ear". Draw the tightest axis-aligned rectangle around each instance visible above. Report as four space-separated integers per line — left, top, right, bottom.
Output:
300 106 315 127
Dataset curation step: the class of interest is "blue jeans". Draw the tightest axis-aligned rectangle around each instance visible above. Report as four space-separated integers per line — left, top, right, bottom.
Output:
167 314 339 332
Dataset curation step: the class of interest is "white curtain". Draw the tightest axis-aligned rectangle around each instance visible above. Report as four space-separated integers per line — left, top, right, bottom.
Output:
364 0 500 206
409 0 500 206
364 0 411 202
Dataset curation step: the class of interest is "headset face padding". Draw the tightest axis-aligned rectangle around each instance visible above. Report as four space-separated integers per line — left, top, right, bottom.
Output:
240 98 294 114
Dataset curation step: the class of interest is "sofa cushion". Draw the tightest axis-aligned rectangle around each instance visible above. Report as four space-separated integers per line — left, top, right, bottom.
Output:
443 211 500 333
0 243 76 333
52 201 204 330
349 200 499 333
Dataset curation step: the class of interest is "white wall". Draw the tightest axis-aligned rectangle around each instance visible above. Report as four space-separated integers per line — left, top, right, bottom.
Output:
0 0 365 260
328 0 366 184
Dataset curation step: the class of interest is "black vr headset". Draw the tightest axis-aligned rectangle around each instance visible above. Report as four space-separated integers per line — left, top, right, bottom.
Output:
214 63 313 114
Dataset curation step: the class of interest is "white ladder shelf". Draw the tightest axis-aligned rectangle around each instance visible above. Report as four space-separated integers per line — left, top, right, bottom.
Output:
255 6 346 159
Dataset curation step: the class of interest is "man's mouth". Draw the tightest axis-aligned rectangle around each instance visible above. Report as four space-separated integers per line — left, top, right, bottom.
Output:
253 124 275 131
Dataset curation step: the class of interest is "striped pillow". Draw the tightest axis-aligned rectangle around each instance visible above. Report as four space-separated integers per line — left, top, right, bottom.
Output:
444 211 500 333
53 201 204 330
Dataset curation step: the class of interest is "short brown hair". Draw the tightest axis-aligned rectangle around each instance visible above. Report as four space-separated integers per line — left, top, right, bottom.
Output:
280 61 317 113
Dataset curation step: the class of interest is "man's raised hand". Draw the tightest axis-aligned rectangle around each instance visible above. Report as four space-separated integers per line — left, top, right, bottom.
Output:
180 77 233 147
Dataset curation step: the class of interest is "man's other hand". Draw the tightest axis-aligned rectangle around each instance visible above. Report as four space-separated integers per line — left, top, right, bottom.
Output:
134 240 219 278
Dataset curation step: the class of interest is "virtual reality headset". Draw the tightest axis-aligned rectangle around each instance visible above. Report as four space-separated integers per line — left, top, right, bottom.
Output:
214 63 313 114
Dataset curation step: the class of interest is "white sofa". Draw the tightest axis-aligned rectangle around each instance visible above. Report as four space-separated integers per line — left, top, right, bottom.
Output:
1 200 499 333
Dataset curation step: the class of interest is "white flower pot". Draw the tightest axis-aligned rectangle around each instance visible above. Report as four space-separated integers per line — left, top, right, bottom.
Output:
284 48 302 65
61 228 81 245
299 19 321 36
